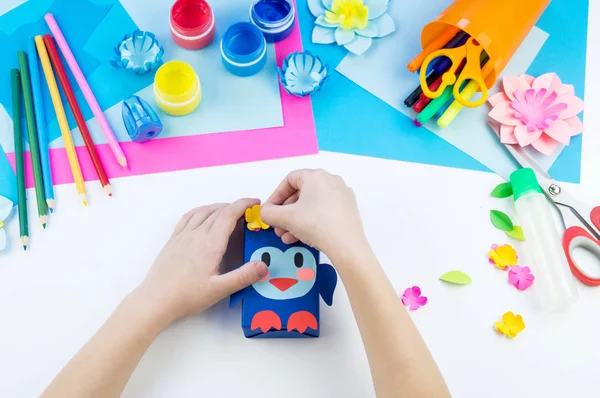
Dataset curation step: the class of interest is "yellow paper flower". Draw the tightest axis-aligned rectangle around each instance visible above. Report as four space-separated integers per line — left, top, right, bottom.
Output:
488 244 518 270
494 311 525 338
324 0 369 30
245 205 270 232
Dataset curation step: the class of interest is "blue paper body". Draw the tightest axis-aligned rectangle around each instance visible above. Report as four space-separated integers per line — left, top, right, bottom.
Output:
230 227 337 338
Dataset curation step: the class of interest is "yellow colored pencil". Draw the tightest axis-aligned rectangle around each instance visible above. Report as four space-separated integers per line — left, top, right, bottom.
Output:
35 36 87 206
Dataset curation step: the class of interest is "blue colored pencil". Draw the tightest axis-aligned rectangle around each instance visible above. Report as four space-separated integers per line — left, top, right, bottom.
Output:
27 38 55 212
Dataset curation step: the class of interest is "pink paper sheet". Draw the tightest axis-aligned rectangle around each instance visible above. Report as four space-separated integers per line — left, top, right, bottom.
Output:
8 11 318 188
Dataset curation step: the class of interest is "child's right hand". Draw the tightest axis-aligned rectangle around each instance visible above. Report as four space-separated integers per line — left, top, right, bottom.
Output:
261 169 369 265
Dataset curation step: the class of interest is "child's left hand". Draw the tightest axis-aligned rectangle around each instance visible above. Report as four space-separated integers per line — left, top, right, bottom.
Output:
139 198 269 324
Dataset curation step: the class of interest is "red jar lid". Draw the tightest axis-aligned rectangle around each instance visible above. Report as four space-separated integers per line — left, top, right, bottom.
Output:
170 0 214 38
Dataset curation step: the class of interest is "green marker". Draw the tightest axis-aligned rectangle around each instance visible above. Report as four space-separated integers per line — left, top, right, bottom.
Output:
18 51 48 228
417 85 454 126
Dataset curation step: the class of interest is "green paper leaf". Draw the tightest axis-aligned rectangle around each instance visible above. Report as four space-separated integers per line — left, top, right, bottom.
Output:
490 210 514 232
505 226 525 241
491 182 513 198
439 270 472 285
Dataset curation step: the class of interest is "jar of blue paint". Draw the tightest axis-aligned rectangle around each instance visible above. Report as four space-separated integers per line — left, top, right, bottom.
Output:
249 0 295 42
221 22 267 77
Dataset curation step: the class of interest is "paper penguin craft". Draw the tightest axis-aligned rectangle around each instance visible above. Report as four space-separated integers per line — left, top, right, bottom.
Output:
230 205 337 338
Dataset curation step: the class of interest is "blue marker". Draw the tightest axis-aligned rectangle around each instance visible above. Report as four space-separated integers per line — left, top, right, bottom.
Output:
27 38 54 212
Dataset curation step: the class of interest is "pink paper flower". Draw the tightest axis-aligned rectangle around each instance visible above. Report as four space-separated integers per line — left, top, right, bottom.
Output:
508 266 535 291
488 73 584 156
401 286 427 311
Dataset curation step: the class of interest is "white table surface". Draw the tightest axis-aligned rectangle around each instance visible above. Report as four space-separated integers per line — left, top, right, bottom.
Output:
2 3 600 397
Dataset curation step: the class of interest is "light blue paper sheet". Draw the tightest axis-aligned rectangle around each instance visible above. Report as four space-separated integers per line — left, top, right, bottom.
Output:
335 0 551 180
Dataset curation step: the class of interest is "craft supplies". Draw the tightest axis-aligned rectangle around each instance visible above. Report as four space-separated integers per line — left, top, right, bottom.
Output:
221 22 267 77
26 40 55 212
439 270 472 285
407 26 461 72
401 286 427 311
420 38 488 108
122 96 163 143
496 129 600 288
111 30 164 75
45 13 127 168
154 61 202 116
18 51 48 228
44 35 112 197
0 196 12 251
488 73 584 156
170 0 216 50
35 36 87 206
509 168 578 309
278 51 329 97
308 0 395 55
11 69 28 250
250 0 295 43
494 311 525 338
245 205 269 231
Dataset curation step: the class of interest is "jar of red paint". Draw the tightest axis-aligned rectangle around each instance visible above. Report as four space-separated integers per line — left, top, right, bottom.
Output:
170 0 216 50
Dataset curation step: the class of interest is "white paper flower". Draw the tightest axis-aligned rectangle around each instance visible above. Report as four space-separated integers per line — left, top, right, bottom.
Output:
0 196 13 251
308 0 395 55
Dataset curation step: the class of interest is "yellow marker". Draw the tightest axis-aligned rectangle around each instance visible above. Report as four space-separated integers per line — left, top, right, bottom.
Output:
245 205 270 231
438 63 494 128
35 36 87 206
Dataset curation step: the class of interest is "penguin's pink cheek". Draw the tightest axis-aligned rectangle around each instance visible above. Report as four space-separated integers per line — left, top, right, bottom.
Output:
297 268 315 281
259 272 270 282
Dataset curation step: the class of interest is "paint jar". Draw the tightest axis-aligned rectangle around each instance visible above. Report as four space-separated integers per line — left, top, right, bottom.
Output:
221 22 267 77
170 0 216 50
421 0 550 89
154 61 202 116
249 0 295 43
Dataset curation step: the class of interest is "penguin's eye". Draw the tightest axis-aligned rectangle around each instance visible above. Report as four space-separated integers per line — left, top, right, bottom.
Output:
261 252 271 266
294 252 304 268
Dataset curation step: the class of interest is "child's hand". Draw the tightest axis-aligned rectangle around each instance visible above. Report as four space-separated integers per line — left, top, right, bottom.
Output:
261 169 369 265
140 199 269 323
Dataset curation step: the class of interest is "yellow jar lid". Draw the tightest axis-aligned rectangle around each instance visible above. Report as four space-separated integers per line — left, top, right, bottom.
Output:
154 60 200 104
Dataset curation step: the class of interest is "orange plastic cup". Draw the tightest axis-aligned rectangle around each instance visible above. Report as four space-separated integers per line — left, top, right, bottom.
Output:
421 0 550 89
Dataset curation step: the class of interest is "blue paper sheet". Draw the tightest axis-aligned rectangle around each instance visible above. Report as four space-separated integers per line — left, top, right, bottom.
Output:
297 0 588 182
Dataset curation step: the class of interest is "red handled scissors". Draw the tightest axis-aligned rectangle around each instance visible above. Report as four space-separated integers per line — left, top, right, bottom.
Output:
497 128 600 286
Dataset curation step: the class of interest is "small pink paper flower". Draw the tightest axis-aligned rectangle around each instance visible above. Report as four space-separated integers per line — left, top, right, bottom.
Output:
488 73 584 156
508 266 535 291
401 286 427 311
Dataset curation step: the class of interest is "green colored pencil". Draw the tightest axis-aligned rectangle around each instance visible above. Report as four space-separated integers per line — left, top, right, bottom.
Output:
18 51 48 228
416 85 455 126
11 69 29 250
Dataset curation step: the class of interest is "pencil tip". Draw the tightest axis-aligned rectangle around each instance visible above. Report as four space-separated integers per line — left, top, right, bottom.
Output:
23 245 27 251
46 199 55 212
118 157 128 168
103 185 113 197
21 236 29 250
42 223 47 229
40 215 48 227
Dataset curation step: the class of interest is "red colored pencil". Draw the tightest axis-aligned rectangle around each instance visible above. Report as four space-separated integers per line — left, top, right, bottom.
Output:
43 34 112 196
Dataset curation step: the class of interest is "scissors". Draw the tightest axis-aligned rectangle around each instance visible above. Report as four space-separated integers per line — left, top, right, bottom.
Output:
420 37 489 108
490 123 600 286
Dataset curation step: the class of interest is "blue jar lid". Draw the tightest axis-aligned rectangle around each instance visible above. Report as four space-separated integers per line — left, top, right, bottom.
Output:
250 0 294 33
221 22 267 66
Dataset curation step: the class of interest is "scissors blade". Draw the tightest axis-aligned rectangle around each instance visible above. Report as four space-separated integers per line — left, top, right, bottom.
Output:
489 122 600 240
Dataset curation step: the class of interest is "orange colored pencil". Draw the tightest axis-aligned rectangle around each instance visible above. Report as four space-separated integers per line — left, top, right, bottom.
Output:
407 26 461 73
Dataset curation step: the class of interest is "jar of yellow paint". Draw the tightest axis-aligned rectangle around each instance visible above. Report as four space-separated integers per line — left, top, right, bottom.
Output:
153 61 201 116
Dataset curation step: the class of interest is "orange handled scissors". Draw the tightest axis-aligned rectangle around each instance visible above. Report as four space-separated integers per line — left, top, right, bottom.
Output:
420 37 489 108
491 122 600 286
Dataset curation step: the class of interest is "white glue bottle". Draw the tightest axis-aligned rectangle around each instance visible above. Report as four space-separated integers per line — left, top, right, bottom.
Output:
510 168 579 310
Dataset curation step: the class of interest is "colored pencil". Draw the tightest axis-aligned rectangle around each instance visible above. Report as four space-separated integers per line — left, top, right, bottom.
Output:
407 26 461 72
45 13 127 168
43 35 112 197
35 36 88 206
27 39 55 212
11 69 29 250
18 51 48 228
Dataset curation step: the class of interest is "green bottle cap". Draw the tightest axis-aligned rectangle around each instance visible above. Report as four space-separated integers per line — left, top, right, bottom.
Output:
510 168 542 201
